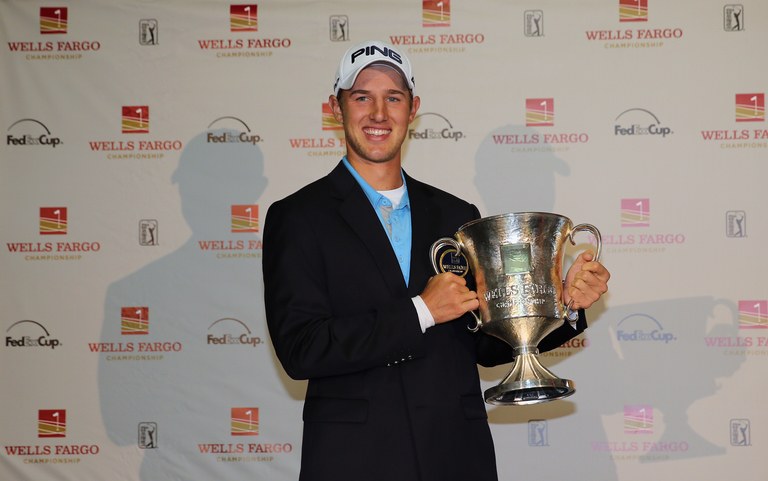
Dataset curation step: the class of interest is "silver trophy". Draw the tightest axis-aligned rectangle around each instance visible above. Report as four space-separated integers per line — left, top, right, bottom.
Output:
430 212 601 405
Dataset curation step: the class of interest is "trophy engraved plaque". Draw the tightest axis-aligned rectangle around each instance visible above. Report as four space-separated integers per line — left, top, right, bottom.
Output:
430 212 601 405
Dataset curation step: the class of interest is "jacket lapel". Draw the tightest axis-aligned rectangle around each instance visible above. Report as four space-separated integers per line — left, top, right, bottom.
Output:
404 172 441 295
328 162 409 297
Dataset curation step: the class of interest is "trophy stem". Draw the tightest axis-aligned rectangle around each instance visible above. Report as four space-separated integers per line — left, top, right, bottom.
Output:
484 348 575 406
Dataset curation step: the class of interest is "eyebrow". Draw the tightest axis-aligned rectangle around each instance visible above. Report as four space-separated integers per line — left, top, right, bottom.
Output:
348 88 407 97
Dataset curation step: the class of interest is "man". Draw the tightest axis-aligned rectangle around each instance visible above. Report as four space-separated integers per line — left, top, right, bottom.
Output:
263 40 610 481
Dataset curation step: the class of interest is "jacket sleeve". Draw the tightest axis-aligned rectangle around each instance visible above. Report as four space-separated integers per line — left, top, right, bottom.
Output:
262 199 425 380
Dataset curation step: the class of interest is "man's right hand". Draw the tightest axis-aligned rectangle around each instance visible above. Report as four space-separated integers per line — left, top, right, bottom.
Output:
420 272 480 324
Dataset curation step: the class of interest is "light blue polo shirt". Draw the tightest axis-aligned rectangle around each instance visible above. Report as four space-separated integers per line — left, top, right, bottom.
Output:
343 157 412 286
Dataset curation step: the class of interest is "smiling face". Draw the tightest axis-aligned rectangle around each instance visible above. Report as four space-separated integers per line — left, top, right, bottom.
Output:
330 64 420 168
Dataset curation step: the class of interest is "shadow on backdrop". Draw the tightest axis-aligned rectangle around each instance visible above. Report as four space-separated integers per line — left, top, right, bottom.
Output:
98 129 303 481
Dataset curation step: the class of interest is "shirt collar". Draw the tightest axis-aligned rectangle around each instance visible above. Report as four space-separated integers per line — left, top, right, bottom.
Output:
342 157 409 209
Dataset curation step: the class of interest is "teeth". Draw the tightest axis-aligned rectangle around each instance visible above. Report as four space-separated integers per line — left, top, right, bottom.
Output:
365 128 390 136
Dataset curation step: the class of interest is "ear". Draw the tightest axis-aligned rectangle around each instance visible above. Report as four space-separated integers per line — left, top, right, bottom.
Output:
409 95 421 123
329 95 344 123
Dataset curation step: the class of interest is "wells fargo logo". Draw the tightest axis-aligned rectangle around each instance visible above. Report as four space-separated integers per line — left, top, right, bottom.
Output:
5 207 101 260
620 198 649 227
288 107 345 157
196 407 293 461
231 407 259 436
196 4 290 57
619 0 647 22
526 98 554 127
2 409 101 460
121 307 149 335
735 93 765 122
388 0 484 54
231 205 259 233
40 207 67 235
699 92 767 148
322 103 343 131
624 404 653 434
40 7 68 34
7 7 100 59
38 409 66 438
87 106 183 158
230 4 258 32
423 0 450 27
122 106 150 134
585 0 683 47
739 300 767 330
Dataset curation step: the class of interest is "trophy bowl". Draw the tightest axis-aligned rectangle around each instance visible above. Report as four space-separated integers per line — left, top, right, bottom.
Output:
430 212 601 405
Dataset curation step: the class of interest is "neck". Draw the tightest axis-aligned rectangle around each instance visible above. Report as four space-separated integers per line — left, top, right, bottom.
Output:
347 156 403 190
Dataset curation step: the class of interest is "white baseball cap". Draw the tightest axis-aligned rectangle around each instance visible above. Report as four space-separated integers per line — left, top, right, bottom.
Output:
333 40 415 96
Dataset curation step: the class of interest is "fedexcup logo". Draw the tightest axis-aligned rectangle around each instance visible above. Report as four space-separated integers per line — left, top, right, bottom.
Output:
409 113 465 142
616 313 677 344
6 119 62 148
207 117 262 145
614 108 673 137
207 318 263 347
5 320 62 349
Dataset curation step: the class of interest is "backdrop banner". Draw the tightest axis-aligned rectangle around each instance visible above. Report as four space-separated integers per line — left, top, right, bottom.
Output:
2 1 766 480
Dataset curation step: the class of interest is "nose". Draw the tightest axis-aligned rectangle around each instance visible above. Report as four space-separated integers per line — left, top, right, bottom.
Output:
369 98 388 122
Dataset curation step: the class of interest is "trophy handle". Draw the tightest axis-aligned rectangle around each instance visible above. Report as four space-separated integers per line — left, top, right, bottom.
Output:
568 223 602 262
429 237 461 274
428 238 482 332
564 223 603 318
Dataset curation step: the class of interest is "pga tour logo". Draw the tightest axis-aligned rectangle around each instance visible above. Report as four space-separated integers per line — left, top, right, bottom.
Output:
730 419 751 446
524 11 544 37
724 5 745 31
528 420 548 446
726 211 746 238
329 15 349 41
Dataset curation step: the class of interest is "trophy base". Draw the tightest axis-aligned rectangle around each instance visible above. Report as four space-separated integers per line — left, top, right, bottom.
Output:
484 351 575 406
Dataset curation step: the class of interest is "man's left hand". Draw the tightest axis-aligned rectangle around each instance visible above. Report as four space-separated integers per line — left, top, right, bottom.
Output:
563 250 610 310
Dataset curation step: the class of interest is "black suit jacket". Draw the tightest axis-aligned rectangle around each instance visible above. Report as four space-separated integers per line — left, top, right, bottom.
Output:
263 162 586 481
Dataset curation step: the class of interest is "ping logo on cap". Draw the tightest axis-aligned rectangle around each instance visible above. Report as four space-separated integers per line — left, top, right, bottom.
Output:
350 45 403 65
